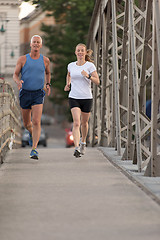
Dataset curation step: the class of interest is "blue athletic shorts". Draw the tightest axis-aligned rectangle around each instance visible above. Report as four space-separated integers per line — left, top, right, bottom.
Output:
69 98 93 113
19 89 45 109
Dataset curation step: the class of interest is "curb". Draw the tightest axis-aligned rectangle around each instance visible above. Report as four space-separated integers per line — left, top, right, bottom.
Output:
99 147 160 206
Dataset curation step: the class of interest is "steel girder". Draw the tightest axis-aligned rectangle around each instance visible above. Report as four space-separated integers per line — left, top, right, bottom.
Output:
87 0 160 176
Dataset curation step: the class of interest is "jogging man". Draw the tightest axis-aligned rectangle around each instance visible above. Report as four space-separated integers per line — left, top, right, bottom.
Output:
13 35 51 159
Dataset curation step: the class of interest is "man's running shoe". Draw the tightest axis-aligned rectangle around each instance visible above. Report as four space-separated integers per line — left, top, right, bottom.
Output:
73 149 81 158
80 142 86 155
28 132 32 147
30 149 39 160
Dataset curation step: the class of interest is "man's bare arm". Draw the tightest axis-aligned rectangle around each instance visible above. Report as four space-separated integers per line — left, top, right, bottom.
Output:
13 56 25 90
44 56 51 96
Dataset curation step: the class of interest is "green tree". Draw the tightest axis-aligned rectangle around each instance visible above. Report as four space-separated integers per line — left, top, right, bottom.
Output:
24 0 95 103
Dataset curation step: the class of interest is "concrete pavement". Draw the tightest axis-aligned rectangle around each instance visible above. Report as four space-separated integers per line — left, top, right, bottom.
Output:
0 147 160 240
99 147 160 205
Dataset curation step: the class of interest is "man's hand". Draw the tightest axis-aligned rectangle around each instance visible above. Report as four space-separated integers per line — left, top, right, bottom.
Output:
46 85 51 96
17 80 24 90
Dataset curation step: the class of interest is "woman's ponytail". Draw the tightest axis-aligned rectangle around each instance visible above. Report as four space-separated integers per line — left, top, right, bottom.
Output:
85 49 94 62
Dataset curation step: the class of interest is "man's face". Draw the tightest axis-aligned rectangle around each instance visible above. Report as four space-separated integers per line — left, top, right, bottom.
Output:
30 37 42 52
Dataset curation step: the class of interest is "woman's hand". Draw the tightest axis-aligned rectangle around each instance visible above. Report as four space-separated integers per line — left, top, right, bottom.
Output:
81 70 100 85
64 84 70 91
81 70 89 78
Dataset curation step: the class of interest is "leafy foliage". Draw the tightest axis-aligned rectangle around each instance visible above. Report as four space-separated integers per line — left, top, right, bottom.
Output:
24 0 95 103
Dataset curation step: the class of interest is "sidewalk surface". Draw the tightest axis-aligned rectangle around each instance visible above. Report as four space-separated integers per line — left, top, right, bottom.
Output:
99 147 160 205
0 147 160 240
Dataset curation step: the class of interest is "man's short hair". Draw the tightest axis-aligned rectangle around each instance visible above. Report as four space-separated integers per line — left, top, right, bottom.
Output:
31 35 42 44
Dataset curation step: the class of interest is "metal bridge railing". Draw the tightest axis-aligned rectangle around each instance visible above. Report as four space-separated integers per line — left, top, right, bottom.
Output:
0 77 21 163
87 0 160 176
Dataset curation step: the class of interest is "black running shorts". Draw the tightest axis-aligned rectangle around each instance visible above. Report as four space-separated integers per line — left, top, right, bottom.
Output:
69 97 93 113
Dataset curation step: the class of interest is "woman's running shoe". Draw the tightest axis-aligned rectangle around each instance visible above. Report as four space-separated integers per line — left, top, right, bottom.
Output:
73 149 81 158
80 142 86 155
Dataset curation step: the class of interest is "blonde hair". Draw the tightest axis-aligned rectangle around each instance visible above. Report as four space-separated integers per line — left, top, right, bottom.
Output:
76 43 94 63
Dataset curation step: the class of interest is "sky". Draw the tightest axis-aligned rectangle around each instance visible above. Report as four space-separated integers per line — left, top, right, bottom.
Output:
19 2 35 19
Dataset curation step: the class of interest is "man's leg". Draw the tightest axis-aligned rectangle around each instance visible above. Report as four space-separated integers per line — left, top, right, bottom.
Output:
21 108 32 134
31 104 43 150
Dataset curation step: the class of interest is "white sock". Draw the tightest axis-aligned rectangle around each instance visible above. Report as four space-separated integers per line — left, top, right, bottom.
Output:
75 147 80 151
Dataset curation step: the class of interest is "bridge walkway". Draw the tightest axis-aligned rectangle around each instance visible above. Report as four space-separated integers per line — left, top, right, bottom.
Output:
0 147 160 240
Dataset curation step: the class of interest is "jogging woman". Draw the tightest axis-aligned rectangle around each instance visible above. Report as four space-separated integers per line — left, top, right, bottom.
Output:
64 43 99 157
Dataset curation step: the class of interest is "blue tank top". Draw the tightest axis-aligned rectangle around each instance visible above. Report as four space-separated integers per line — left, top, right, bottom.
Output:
21 54 45 91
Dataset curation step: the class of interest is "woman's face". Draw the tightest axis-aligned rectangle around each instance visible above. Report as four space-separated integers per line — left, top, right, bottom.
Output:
75 45 86 61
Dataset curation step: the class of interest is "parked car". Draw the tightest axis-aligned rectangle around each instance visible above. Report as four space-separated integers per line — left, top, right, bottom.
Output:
22 128 47 147
41 114 55 125
65 127 74 148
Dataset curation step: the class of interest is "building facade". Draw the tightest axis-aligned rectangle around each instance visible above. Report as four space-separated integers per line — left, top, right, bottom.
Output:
0 0 20 77
0 1 55 114
20 7 55 57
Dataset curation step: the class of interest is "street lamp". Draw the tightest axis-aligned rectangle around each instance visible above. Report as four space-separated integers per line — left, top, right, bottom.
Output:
0 17 10 77
0 42 5 77
10 50 15 58
0 43 17 77
0 24 5 33
0 18 9 33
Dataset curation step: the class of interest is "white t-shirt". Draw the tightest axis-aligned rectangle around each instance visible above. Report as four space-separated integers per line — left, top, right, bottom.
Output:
67 61 96 99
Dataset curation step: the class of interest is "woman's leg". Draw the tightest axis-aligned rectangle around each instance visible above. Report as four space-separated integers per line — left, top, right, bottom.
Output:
71 107 81 148
80 112 90 154
81 112 90 143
